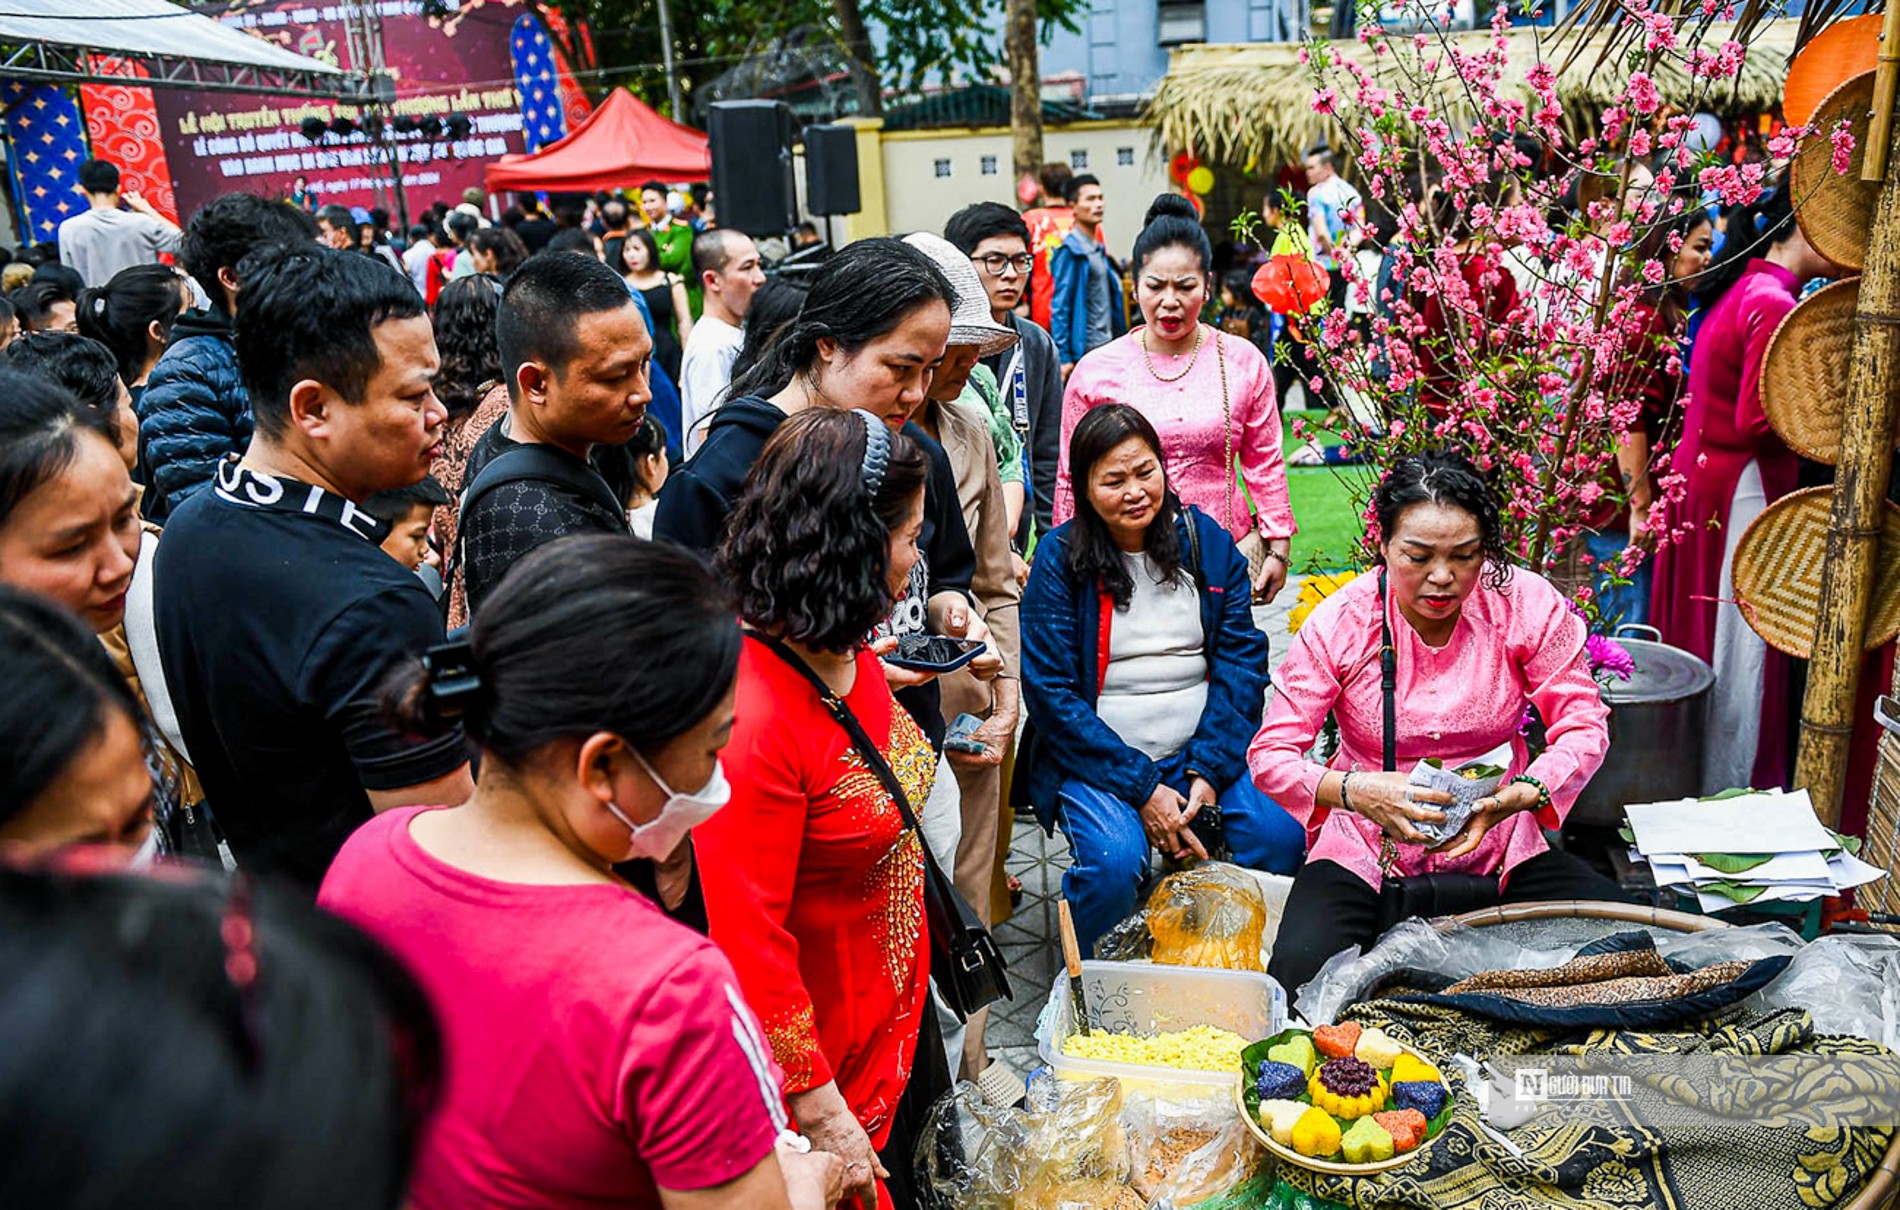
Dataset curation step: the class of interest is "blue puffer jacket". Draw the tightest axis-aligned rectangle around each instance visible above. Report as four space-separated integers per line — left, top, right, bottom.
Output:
1020 505 1269 830
138 307 250 516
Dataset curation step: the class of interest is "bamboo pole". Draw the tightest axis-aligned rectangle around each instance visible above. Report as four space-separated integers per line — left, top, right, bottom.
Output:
1866 4 1900 181
1793 8 1900 827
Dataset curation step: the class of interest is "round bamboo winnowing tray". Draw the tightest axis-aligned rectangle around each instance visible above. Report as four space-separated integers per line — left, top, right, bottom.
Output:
1762 278 1900 464
1730 487 1900 658
1783 13 1881 127
1792 71 1877 273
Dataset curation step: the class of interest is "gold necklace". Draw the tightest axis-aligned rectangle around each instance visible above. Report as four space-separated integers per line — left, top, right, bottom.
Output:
1140 325 1205 383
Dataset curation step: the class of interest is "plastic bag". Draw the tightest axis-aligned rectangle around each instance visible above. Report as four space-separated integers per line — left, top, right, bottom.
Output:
1745 930 1900 1047
1296 916 1831 1029
1125 1095 1270 1210
1147 864 1270 972
1296 917 1580 1024
922 1074 1130 1210
1095 863 1290 970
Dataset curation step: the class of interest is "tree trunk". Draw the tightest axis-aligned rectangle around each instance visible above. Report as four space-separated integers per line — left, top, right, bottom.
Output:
1793 42 1900 826
1008 0 1043 184
832 0 883 118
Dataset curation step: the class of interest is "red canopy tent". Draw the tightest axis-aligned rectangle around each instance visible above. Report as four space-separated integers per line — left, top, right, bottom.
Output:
485 87 710 192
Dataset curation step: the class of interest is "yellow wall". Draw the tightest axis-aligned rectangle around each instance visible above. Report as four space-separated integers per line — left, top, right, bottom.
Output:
822 118 1168 246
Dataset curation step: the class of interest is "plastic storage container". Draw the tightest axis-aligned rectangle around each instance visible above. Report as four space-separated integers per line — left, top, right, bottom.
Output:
1036 959 1286 1094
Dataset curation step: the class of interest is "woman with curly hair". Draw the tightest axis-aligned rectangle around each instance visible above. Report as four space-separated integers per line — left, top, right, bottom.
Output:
696 407 943 1210
426 273 505 620
1250 450 1625 993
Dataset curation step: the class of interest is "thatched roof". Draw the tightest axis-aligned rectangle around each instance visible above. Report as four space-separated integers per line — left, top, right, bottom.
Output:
1146 20 1797 169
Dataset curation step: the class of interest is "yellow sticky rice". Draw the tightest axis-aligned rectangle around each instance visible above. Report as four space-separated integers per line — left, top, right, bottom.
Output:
1060 1025 1249 1072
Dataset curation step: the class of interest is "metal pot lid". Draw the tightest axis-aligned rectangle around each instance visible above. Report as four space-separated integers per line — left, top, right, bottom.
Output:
1603 638 1714 705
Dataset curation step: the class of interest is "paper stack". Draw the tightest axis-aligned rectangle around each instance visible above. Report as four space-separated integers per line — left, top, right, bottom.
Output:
1623 789 1887 913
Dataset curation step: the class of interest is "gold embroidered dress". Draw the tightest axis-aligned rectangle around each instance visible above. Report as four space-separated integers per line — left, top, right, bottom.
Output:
697 642 933 1151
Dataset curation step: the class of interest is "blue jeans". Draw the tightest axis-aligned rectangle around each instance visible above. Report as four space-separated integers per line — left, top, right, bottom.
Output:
1055 752 1306 956
1584 530 1650 629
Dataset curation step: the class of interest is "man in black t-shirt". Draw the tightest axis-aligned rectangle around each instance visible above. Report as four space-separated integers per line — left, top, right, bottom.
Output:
454 250 653 619
154 245 472 890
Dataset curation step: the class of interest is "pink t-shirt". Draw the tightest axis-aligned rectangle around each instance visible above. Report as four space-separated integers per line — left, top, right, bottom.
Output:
319 807 785 1209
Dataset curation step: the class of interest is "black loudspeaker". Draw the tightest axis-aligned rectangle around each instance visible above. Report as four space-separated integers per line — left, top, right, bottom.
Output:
804 124 861 216
708 100 797 236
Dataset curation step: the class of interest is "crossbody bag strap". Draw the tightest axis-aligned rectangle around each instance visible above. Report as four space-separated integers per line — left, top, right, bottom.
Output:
747 632 922 832
1377 567 1397 773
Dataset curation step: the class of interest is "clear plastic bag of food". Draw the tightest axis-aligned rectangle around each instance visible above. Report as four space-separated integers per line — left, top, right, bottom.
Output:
1124 1093 1271 1210
921 1074 1130 1210
1146 864 1270 972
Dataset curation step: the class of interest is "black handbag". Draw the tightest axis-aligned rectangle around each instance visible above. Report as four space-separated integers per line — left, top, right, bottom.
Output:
750 633 1012 1020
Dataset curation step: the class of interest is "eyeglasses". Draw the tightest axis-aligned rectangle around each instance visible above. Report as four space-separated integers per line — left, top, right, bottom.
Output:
971 253 1034 277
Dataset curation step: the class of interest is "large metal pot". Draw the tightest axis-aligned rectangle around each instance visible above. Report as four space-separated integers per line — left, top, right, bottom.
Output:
1568 625 1715 829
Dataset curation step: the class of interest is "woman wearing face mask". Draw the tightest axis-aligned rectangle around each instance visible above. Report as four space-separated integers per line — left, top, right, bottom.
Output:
0 586 165 860
319 535 842 1210
1250 452 1624 995
1054 194 1295 603
697 409 943 1210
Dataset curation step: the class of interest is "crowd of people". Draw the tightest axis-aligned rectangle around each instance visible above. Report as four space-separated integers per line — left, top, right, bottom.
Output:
0 134 1842 1209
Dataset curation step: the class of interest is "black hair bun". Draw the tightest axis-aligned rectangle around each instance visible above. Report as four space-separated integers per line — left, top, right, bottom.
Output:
1144 193 1200 227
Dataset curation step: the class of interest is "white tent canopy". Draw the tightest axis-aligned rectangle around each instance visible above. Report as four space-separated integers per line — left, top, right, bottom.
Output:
0 0 350 98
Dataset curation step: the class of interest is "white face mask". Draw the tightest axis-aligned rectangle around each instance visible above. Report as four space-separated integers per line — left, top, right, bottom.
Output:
604 747 731 861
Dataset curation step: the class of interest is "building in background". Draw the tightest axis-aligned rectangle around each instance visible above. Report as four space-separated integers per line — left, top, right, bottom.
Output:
1039 0 1311 111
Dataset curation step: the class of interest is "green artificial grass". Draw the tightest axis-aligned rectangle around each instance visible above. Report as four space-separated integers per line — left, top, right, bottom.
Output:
1282 409 1371 573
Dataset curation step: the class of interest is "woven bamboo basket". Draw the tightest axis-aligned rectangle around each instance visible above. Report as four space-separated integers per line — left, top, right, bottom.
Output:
1730 487 1900 659
1762 279 1900 464
1446 901 1898 1210
1783 13 1882 127
1792 71 1879 273
1868 702 1900 918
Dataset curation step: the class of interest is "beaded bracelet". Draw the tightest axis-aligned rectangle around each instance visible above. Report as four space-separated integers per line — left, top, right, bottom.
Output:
1339 770 1357 814
1509 774 1552 816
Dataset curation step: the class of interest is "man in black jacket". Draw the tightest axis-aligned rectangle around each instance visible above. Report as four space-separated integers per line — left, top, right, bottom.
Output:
945 202 1066 539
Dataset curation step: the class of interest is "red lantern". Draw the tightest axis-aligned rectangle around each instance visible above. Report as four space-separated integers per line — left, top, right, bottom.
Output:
1169 151 1201 185
1251 255 1331 315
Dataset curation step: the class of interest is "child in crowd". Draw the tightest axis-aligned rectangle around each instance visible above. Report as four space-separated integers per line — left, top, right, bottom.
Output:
625 413 669 539
365 476 452 579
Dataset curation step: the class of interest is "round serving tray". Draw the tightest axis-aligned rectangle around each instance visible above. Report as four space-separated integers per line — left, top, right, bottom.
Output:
1233 1034 1451 1177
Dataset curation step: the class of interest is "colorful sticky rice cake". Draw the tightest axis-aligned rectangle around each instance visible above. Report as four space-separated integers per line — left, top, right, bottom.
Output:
1268 1033 1319 1076
1255 1059 1309 1102
1313 1022 1362 1059
1373 1109 1429 1153
1257 1098 1309 1147
1340 1116 1396 1164
1390 1079 1448 1121
1353 1027 1404 1071
1389 1053 1441 1086
1291 1105 1343 1158
1309 1056 1387 1120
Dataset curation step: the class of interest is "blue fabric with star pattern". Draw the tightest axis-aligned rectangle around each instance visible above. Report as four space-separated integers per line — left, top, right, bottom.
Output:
511 15 570 152
3 83 91 246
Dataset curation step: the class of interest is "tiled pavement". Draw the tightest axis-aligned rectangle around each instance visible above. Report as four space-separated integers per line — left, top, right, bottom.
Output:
982 579 1304 1076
